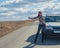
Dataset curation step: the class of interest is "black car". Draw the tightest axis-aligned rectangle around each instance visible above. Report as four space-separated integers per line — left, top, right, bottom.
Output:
42 15 60 42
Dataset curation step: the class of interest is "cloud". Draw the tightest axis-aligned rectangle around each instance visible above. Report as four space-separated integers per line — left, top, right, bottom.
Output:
25 0 53 3
0 0 55 8
0 0 15 6
16 0 23 3
0 7 9 11
0 0 53 6
0 12 15 16
0 0 60 21
13 8 30 13
1 2 30 8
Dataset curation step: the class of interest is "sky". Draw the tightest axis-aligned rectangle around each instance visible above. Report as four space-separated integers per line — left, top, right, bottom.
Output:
0 0 60 21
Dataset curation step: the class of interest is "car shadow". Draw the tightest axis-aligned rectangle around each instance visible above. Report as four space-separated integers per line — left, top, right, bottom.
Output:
24 34 60 48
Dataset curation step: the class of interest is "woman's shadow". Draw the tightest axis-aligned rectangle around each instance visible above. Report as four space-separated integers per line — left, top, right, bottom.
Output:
24 34 60 48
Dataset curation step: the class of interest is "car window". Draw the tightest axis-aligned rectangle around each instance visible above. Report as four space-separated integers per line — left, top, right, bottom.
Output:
56 16 60 22
45 16 56 22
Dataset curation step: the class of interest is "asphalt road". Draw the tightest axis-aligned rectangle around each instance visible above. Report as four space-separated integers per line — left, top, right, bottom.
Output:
0 21 60 48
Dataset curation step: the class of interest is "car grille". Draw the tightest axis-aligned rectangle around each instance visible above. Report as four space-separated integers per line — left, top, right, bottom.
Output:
53 26 60 31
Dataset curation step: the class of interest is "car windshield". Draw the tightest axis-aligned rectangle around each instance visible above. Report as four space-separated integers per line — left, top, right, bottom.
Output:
45 16 60 22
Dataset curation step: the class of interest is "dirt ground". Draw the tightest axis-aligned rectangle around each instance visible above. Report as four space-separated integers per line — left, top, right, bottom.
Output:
0 20 35 37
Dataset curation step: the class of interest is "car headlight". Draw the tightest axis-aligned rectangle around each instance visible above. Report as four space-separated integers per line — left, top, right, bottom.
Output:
43 26 54 34
46 26 53 30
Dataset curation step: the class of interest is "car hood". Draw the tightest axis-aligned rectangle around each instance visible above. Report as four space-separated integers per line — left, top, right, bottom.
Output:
46 22 60 26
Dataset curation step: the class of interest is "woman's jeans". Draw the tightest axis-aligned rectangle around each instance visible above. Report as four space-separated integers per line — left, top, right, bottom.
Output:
34 24 45 43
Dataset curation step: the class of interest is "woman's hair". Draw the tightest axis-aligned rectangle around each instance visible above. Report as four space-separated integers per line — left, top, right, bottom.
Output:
38 11 42 16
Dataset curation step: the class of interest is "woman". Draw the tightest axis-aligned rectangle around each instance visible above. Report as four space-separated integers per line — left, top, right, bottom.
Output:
28 11 46 43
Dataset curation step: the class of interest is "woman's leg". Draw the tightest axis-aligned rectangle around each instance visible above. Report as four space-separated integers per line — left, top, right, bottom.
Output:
41 24 46 43
34 24 41 43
